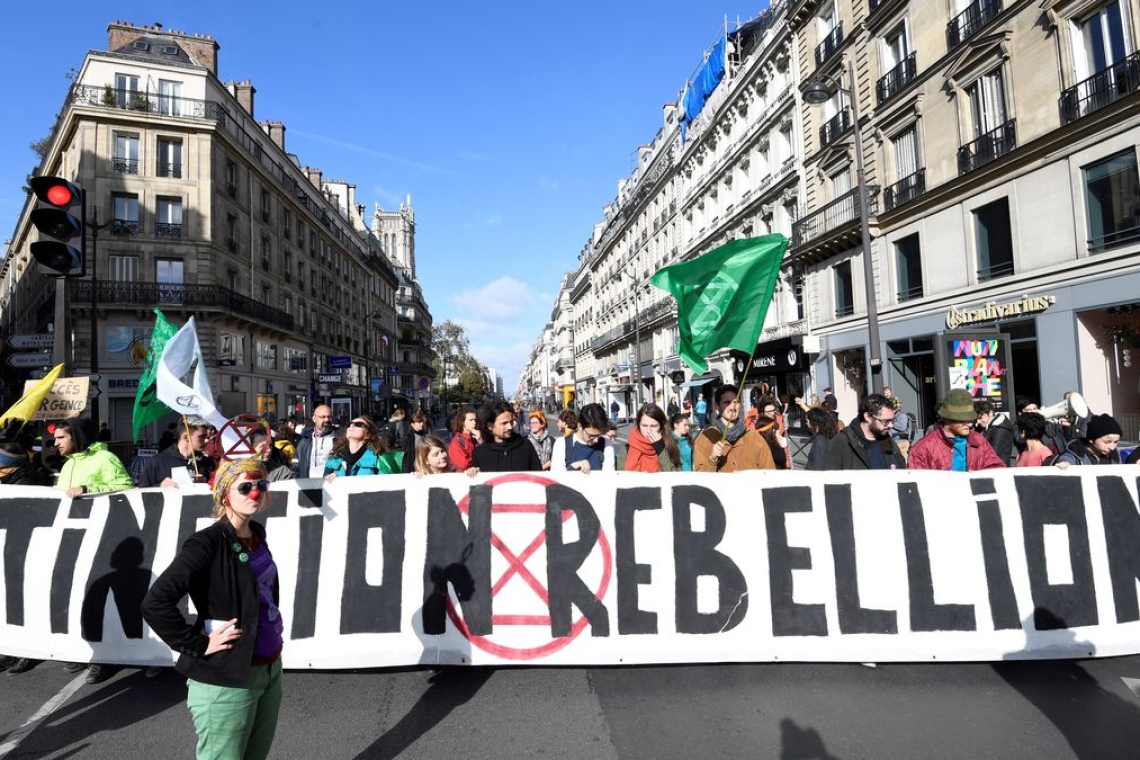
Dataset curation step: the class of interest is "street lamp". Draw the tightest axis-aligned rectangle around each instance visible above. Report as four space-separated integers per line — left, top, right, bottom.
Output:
804 60 884 395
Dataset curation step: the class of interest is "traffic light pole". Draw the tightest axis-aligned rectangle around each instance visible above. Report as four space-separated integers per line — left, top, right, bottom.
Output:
88 207 100 424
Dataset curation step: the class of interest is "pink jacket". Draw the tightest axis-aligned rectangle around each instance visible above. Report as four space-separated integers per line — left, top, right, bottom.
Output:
907 428 1006 471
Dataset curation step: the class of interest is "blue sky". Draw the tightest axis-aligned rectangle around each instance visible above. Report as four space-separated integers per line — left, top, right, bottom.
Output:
0 1 769 395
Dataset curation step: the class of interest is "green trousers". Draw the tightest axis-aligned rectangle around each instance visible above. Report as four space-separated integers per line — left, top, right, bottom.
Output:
186 660 282 760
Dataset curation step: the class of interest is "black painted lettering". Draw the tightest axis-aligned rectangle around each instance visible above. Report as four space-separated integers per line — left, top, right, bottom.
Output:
341 490 406 634
971 479 1020 630
546 484 609 637
290 513 324 639
1098 475 1140 623
1014 475 1098 629
0 498 59 627
824 484 897 634
422 486 492 636
764 487 826 637
898 483 976 632
615 487 660 635
674 485 748 634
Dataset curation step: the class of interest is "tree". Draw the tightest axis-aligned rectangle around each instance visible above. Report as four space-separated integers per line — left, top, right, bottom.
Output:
432 320 488 404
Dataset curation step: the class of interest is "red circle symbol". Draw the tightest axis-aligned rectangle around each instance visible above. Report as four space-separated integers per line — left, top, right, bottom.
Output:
446 473 613 661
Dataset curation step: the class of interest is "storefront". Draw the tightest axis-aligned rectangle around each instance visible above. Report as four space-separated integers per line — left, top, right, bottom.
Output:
730 337 812 430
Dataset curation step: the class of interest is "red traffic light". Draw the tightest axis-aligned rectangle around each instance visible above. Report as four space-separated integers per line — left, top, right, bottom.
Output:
28 176 85 276
45 184 73 206
30 176 82 209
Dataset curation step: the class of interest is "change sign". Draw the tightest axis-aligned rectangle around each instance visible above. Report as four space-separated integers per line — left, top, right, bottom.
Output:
21 376 89 419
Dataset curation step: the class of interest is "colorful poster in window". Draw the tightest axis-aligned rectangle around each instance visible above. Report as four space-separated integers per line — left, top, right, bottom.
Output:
940 332 1014 413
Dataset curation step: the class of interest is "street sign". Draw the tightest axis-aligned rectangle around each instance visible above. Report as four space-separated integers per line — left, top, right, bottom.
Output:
8 334 53 350
7 353 52 369
318 373 343 384
328 356 352 369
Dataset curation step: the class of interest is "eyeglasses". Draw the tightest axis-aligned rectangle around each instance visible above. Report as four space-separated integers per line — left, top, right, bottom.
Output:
232 480 269 496
582 430 602 442
872 416 896 424
762 408 777 414
349 420 369 429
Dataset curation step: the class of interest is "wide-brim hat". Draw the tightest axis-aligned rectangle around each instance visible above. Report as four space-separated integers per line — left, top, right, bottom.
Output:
938 389 977 422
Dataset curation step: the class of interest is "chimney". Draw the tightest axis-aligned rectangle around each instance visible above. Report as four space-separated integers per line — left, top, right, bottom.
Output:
304 167 323 190
229 79 255 118
261 120 286 151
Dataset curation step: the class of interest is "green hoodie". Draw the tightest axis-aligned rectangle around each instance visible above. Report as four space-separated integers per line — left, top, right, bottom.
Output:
56 441 135 493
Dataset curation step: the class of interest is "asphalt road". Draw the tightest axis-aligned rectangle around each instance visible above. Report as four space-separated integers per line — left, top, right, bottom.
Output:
4 655 1140 759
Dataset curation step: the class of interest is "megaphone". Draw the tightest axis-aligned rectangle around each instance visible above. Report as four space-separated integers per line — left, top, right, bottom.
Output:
1039 392 1089 421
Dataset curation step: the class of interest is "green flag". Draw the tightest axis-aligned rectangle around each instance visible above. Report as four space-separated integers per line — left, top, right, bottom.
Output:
131 309 178 441
651 234 789 375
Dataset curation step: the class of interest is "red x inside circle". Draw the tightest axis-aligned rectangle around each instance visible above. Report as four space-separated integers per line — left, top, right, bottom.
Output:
446 473 613 660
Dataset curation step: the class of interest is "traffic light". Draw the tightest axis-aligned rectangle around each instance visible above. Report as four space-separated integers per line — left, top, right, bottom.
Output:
29 176 85 276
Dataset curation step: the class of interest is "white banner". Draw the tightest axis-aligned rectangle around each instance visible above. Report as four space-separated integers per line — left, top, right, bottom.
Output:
2 469 1140 667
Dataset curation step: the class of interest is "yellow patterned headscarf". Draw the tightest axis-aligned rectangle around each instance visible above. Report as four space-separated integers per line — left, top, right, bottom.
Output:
212 457 268 506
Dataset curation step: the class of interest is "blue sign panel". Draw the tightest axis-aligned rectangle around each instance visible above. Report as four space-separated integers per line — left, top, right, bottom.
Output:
328 356 352 369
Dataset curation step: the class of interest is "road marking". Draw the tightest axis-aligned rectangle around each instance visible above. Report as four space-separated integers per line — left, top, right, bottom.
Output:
0 672 87 758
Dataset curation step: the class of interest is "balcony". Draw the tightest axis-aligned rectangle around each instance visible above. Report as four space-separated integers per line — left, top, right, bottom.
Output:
1060 50 1140 124
155 222 183 238
819 108 851 147
157 162 182 179
112 219 139 235
947 0 1003 51
815 23 844 66
883 169 926 211
876 53 916 104
112 157 138 174
958 119 1016 174
791 186 880 248
71 85 227 121
69 280 295 332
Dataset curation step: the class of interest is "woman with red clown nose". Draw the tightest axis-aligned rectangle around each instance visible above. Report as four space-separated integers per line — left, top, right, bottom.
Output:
143 457 284 760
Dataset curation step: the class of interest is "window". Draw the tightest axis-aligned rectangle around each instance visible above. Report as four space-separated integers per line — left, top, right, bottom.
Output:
834 260 854 317
227 270 238 292
894 127 919 181
883 23 910 69
156 197 183 238
114 73 139 108
878 24 915 102
284 347 307 373
261 189 271 222
157 138 182 178
1084 150 1140 252
884 127 925 210
1076 1 1128 80
156 259 184 304
113 133 138 174
112 194 139 234
220 332 246 365
895 234 923 301
226 214 238 253
157 79 182 116
974 198 1014 281
107 255 138 281
969 69 1007 137
226 159 238 197
831 168 852 199
261 237 271 271
283 250 292 282
282 207 292 239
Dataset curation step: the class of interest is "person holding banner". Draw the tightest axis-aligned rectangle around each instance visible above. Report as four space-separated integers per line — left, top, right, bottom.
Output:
526 410 554 470
907 389 1006 472
1053 413 1125 467
550 403 614 473
414 435 454 475
471 401 543 473
323 416 401 480
624 404 681 473
824 394 906 471
693 386 775 472
52 418 135 497
448 405 479 472
143 457 283 760
137 416 215 488
0 440 45 485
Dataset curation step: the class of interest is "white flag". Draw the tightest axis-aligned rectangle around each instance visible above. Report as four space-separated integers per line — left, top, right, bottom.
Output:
155 317 228 431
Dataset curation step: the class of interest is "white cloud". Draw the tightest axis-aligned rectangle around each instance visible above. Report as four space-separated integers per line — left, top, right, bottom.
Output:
451 276 543 321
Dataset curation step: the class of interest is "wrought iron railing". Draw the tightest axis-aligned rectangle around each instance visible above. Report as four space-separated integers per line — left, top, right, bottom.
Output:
978 260 1015 282
112 157 138 174
1060 50 1140 123
157 162 182 179
883 169 926 211
958 119 1016 174
70 85 228 122
791 185 880 247
877 53 916 103
155 223 182 238
947 0 1003 50
835 303 855 318
1089 223 1140 253
112 219 139 235
898 282 924 302
820 108 852 147
68 280 295 331
815 23 844 66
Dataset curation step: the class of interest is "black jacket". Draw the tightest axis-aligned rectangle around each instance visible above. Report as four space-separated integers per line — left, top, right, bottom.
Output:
142 518 278 687
472 434 543 473
824 423 906 470
981 413 1018 465
137 444 215 487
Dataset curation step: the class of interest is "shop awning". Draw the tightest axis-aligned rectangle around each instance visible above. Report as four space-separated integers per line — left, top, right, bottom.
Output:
679 371 722 388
